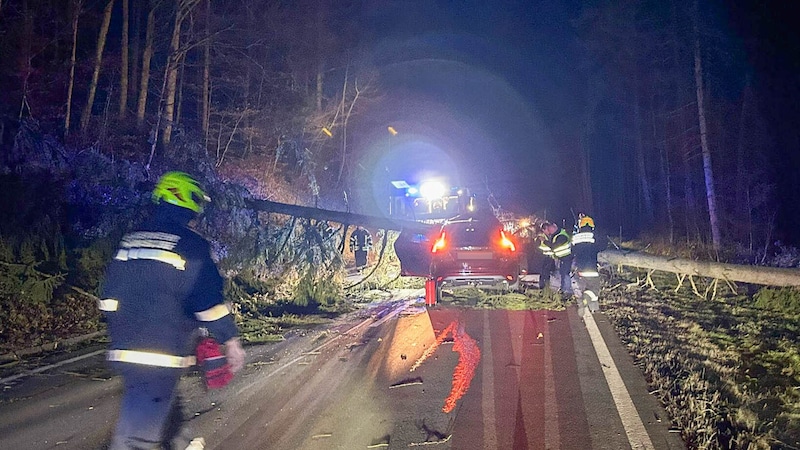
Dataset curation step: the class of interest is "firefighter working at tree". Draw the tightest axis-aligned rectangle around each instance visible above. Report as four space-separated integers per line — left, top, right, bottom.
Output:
538 221 574 295
349 226 373 269
572 213 600 316
100 171 245 450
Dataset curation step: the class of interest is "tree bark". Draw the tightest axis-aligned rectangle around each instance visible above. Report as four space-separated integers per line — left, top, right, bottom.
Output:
136 1 156 126
162 0 199 145
119 0 130 117
129 0 141 108
80 0 114 131
176 56 185 125
246 199 433 234
599 249 800 287
64 0 82 135
693 1 721 253
18 0 33 119
201 0 211 143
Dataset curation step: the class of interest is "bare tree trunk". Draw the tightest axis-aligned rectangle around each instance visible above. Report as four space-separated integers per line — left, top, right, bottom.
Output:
136 0 156 126
64 0 82 135
176 57 185 125
162 3 183 145
246 199 432 234
119 0 129 116
162 0 199 145
599 249 800 287
18 0 33 119
337 69 349 183
201 0 211 143
80 0 114 131
693 1 721 253
129 0 141 107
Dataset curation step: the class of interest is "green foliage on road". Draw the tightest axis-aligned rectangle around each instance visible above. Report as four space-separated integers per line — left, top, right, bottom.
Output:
440 286 571 310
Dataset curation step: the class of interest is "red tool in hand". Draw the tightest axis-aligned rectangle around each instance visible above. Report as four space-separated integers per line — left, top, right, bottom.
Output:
195 337 233 389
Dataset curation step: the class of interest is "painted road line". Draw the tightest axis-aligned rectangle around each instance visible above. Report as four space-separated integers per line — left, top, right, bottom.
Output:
584 312 655 450
482 310 497 449
0 349 107 385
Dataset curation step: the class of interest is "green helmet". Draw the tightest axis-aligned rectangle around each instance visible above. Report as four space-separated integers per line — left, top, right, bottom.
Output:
152 171 211 213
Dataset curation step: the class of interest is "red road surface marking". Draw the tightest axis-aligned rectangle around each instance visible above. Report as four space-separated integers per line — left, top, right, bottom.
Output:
443 322 481 413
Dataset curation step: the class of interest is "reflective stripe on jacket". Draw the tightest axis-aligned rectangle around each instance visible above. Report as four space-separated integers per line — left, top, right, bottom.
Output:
571 231 595 245
107 349 196 368
538 240 554 257
550 228 572 258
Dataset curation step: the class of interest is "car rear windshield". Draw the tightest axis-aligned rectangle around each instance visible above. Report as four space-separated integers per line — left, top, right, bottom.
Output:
444 218 500 247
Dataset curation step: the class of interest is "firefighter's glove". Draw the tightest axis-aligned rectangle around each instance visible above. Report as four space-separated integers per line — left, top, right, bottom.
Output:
196 337 233 389
224 337 246 373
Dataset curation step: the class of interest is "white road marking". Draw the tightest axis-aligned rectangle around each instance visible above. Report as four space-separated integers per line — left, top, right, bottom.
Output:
482 310 497 449
583 312 655 450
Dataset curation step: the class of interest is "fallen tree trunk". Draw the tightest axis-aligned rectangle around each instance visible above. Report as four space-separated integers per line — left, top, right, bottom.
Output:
599 249 800 287
245 199 434 234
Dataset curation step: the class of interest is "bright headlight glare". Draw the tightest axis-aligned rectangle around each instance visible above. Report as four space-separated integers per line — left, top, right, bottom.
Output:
419 181 446 199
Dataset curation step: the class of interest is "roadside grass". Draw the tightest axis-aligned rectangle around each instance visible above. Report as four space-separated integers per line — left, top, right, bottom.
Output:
603 267 800 449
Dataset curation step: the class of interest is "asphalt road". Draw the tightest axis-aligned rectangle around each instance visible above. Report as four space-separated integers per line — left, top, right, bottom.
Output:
0 290 685 449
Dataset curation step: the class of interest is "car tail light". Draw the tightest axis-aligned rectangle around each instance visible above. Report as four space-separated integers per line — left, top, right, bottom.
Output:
431 231 447 253
499 230 516 252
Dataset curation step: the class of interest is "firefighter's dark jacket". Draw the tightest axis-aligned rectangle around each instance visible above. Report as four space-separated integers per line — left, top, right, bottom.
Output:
100 204 238 362
572 223 598 272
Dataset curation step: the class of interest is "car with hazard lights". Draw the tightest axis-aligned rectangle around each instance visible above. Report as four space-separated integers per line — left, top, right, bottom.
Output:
425 212 522 299
390 179 523 302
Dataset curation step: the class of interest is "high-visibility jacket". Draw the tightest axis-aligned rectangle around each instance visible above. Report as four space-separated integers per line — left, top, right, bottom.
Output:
539 227 572 260
100 205 238 368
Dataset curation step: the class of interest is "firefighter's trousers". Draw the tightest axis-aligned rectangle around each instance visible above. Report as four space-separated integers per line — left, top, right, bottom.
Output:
576 275 601 316
109 364 192 450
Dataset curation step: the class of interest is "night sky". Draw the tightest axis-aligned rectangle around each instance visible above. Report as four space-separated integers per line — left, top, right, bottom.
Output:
345 0 800 240
353 0 583 217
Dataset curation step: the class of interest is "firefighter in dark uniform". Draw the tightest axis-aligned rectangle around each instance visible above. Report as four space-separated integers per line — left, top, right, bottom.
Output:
572 213 600 316
349 226 373 269
100 171 245 450
537 221 574 295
